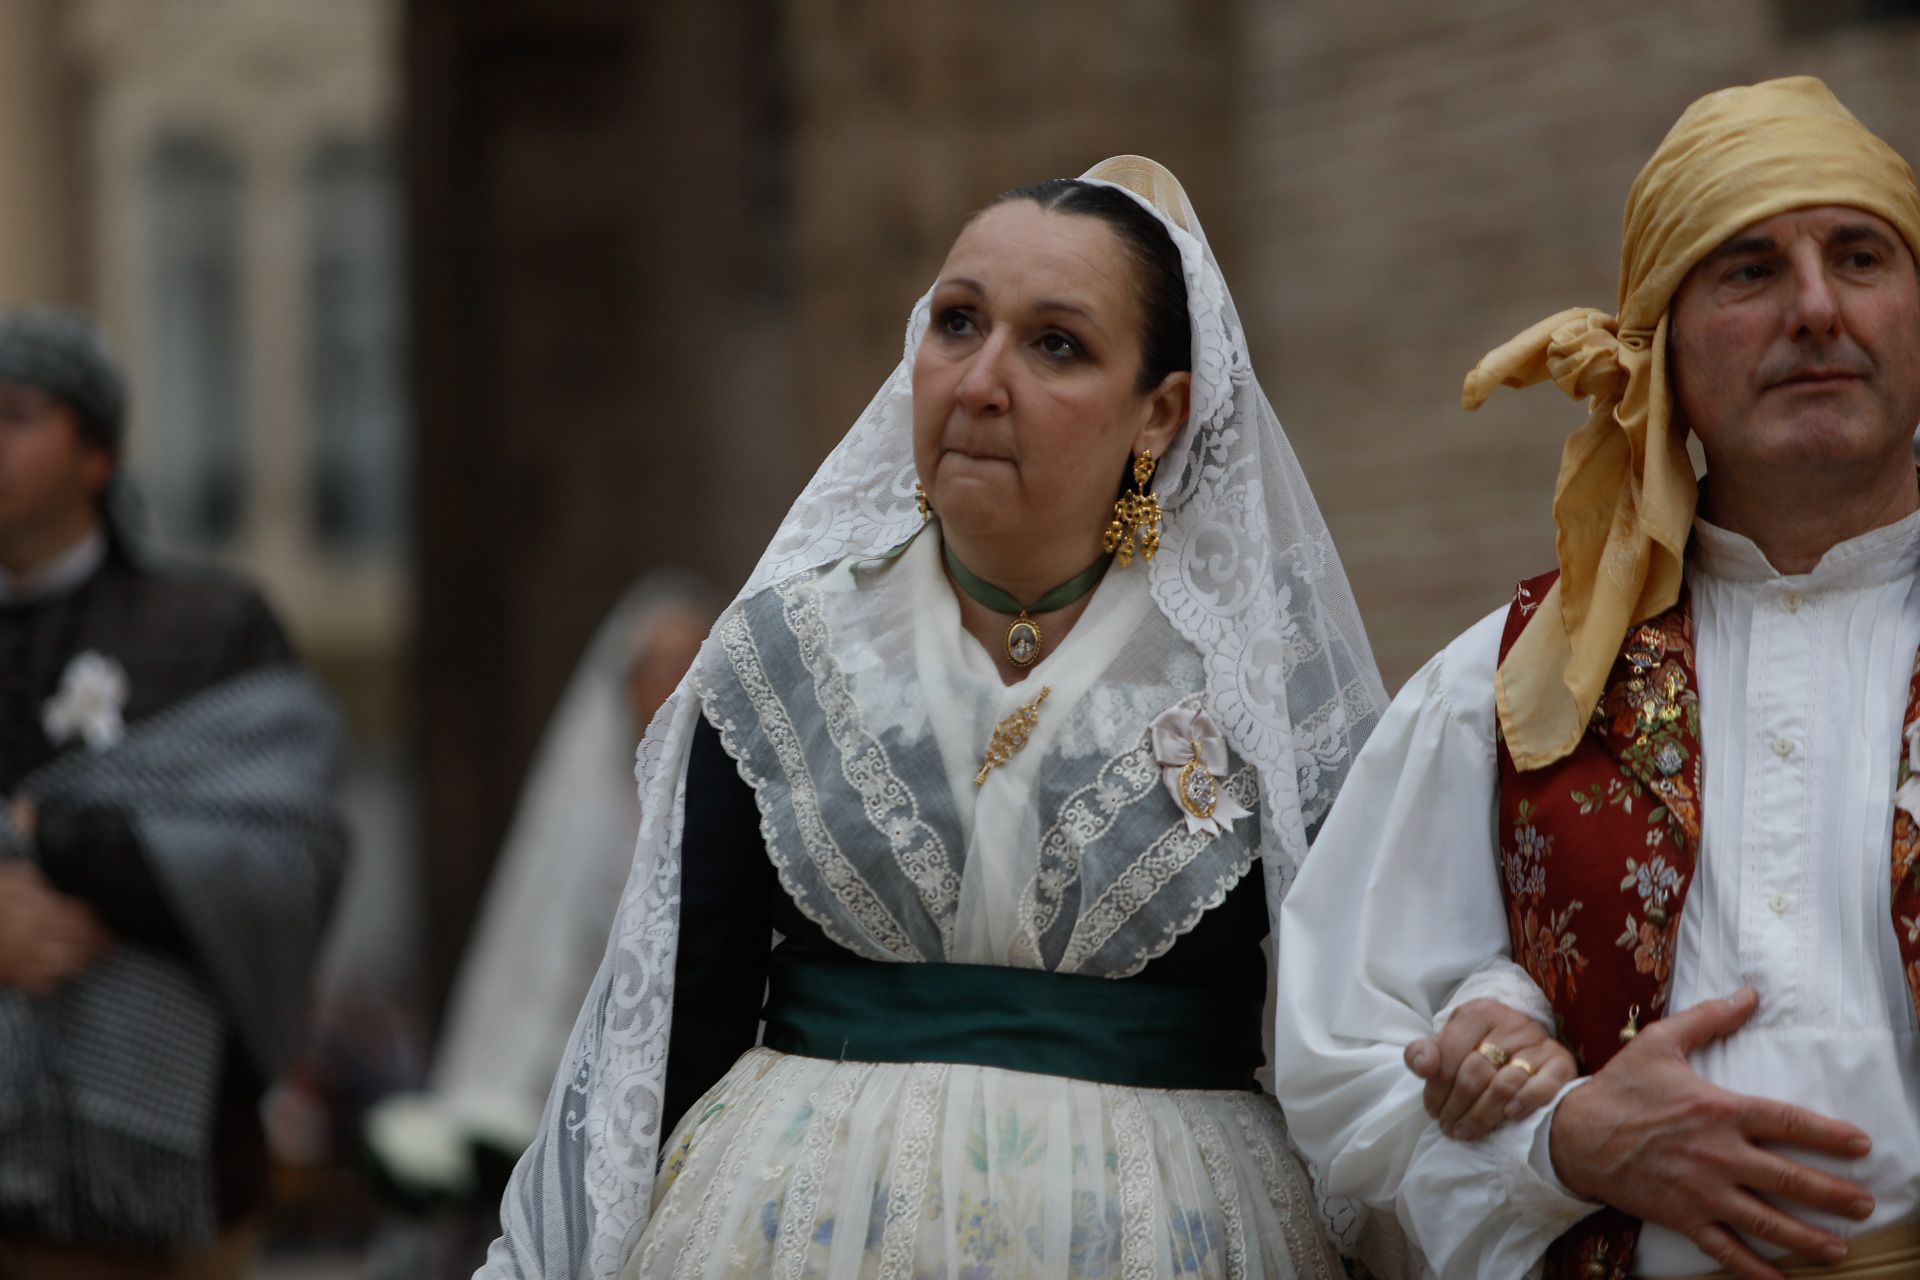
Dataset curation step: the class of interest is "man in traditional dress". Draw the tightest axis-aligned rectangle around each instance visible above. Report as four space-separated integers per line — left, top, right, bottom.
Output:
0 310 347 1278
1272 78 1920 1280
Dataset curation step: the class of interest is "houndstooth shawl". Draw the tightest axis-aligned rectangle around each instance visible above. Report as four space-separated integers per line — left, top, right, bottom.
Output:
0 665 346 1246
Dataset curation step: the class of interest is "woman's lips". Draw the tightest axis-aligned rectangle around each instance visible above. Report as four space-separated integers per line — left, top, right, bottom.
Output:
942 443 1014 462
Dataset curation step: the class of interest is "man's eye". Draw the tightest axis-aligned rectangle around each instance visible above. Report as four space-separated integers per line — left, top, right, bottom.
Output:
1728 263 1771 284
1842 250 1880 270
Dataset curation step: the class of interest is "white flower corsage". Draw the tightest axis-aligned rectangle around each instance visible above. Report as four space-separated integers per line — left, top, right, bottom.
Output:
1150 704 1251 836
1898 721 1920 824
42 651 129 752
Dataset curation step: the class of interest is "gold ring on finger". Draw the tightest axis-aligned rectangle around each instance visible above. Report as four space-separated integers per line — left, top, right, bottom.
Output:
1508 1056 1534 1076
1474 1040 1509 1070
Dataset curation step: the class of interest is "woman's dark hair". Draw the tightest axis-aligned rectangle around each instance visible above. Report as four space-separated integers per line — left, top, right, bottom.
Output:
976 178 1191 392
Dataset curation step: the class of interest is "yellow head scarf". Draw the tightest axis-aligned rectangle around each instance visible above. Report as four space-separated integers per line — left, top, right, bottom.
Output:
1464 76 1920 769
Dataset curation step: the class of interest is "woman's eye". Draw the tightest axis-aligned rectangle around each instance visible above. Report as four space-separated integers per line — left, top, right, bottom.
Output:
1038 332 1080 360
938 310 977 338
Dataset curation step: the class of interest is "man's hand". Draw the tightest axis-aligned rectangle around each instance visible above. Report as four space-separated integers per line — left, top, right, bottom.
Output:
0 862 112 996
6 796 33 841
1405 997 1578 1140
1549 988 1873 1280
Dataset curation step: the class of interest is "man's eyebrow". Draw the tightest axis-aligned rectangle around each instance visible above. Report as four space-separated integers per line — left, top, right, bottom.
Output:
1829 222 1898 250
1702 233 1776 266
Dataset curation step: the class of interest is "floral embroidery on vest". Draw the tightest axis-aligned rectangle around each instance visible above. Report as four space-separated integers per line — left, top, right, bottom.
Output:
1504 801 1586 1005
1496 570 1703 1280
1893 652 1920 1027
1498 570 1920 1279
1498 574 1702 1066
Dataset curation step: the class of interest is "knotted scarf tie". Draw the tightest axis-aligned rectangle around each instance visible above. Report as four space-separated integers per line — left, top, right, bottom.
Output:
1466 77 1920 768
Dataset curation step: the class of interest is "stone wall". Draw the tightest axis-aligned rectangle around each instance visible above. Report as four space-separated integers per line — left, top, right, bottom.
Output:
1232 1 1920 683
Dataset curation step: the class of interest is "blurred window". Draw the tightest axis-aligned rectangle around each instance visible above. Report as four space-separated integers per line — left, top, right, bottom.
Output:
144 133 246 545
307 136 406 557
1774 0 1920 33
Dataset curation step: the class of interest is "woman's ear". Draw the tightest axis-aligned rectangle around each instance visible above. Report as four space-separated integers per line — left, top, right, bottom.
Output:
1135 370 1192 461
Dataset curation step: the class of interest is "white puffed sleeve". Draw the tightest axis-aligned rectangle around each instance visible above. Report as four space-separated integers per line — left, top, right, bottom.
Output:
1272 607 1599 1280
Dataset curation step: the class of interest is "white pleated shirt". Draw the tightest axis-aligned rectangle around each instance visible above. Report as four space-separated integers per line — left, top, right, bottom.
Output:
1273 510 1920 1278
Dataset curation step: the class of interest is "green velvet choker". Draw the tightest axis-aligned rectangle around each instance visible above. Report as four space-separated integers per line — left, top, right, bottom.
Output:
941 538 1111 668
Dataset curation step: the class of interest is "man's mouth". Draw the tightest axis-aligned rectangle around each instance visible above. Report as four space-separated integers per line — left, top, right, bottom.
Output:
1769 370 1863 389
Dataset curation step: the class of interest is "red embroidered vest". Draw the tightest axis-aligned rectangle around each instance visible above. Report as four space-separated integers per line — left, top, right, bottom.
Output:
1496 569 1920 1280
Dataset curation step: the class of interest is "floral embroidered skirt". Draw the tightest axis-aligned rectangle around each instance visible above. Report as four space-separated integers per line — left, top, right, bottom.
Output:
624 1048 1349 1280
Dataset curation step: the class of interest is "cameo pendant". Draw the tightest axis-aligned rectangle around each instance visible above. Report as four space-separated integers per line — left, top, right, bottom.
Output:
1005 613 1042 668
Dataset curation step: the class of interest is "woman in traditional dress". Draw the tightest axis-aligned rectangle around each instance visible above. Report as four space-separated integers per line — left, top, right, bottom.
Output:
367 576 715 1210
479 157 1418 1280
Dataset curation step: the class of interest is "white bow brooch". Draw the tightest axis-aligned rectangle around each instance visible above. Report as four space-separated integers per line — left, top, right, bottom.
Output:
1149 704 1250 836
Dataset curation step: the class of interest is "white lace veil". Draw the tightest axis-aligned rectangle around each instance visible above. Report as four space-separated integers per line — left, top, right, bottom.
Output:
480 156 1388 1279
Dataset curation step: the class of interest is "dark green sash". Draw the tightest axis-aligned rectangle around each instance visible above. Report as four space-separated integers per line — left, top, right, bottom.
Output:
761 953 1262 1091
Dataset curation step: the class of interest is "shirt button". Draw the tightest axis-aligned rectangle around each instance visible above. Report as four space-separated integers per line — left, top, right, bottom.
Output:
1771 736 1795 758
1769 892 1791 916
1782 590 1803 612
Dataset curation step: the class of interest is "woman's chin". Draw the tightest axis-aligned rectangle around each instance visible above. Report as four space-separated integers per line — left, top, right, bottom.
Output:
934 506 1019 552
929 479 1017 536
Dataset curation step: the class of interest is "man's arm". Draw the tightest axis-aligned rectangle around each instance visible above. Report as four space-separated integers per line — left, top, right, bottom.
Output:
1275 611 1879 1280
30 801 197 959
0 802 112 994
1273 611 1600 1277
0 865 110 995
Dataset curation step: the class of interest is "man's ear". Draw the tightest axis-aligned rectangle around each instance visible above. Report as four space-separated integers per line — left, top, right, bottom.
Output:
80 445 116 501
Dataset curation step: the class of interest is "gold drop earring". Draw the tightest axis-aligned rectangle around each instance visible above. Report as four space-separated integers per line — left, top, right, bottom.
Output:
915 481 931 521
1102 450 1162 567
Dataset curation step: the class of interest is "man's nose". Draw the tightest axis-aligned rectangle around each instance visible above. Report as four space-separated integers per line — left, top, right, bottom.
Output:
1785 252 1842 340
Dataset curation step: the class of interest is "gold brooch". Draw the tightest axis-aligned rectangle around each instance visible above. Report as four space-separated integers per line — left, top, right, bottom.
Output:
1177 750 1219 820
976 687 1051 785
1149 704 1251 836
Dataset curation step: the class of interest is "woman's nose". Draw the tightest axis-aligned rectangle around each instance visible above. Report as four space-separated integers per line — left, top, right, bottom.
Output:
953 335 1011 415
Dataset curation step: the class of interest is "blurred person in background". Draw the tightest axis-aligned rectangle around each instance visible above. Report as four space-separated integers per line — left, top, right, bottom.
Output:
0 309 347 1279
478 156 1558 1280
364 577 714 1262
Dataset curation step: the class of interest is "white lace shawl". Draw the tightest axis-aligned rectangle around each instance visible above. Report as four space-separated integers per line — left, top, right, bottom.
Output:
696 527 1266 977
478 161 1389 1279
